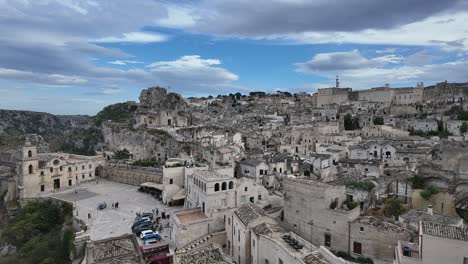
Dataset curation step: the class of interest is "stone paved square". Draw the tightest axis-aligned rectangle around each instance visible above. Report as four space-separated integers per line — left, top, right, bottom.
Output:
49 178 182 241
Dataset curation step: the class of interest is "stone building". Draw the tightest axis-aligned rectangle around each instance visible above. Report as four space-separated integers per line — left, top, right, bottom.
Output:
18 142 104 199
357 87 395 105
134 87 189 128
171 169 269 248
394 221 468 264
251 222 349 264
393 85 424 105
314 88 352 107
85 234 144 264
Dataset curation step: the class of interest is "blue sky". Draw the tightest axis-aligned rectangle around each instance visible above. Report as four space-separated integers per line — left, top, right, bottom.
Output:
1 0 468 115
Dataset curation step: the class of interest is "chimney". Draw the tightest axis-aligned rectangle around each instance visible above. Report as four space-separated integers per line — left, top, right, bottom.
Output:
427 204 433 215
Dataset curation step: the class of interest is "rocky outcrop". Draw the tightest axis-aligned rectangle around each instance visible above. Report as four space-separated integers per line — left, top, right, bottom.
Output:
139 86 188 111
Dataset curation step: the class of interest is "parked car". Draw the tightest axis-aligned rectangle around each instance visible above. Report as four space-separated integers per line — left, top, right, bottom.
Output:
140 230 154 239
142 233 160 241
135 225 153 236
132 223 152 232
144 238 158 245
132 219 151 228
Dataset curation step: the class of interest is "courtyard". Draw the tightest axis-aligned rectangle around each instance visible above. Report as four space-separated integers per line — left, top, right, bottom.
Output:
49 178 182 241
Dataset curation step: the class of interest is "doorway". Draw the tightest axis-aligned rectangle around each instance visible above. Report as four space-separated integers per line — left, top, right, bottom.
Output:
53 179 60 189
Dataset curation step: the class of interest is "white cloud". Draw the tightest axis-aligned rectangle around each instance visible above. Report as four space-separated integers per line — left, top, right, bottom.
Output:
288 11 468 51
295 50 402 73
0 68 87 85
147 55 239 84
95 32 168 44
108 60 144 66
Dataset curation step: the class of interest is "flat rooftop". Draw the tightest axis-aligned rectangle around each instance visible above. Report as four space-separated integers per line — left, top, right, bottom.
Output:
175 209 208 225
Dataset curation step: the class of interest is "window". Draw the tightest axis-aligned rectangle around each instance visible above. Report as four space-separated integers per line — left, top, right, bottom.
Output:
40 171 44 176
60 166 63 171
89 164 92 169
353 242 362 255
50 168 53 173
265 259 269 264
89 173 92 178
28 150 32 157
228 218 231 225
279 258 284 264
222 182 227 190
360 227 364 232
258 194 262 200
40 185 44 192
169 179 173 184
238 232 240 242
245 187 248 192
463 257 468 264
82 165 85 170
324 234 331 247
214 183 220 192
229 181 234 189
82 174 85 179
68 167 72 172
68 179 72 186
28 164 33 174
259 169 264 175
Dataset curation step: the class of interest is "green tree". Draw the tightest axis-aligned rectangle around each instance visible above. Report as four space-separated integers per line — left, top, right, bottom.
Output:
460 122 468 134
384 198 405 218
373 116 384 125
344 114 354 130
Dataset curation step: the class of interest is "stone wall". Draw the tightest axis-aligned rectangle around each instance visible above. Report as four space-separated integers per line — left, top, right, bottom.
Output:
101 162 163 185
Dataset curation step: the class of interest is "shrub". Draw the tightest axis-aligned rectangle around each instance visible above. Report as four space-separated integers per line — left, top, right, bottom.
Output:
384 198 405 218
410 175 427 189
420 186 439 200
349 181 375 192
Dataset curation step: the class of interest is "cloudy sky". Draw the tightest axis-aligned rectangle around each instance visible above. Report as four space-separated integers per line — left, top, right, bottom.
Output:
1 0 468 115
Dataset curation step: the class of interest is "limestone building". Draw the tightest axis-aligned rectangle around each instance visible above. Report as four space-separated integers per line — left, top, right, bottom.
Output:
18 142 105 199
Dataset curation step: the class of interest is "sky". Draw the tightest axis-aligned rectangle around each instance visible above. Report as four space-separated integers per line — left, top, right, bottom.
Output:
1 0 468 115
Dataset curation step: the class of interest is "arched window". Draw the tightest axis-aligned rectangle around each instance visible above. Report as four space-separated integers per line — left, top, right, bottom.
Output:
28 164 33 174
28 150 32 157
214 183 220 192
229 181 234 189
222 182 227 191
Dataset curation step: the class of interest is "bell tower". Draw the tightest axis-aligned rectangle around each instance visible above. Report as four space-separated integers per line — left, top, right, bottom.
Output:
18 139 39 198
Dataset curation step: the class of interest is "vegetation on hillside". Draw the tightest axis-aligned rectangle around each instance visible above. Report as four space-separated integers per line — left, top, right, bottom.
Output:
0 200 74 264
349 181 375 192
344 114 360 130
131 159 161 167
50 128 103 156
409 120 451 138
373 116 384 125
94 102 137 126
410 175 427 189
113 148 131 159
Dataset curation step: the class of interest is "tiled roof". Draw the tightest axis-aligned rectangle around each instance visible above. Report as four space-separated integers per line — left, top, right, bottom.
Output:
400 209 462 226
252 222 284 236
235 203 267 226
422 221 468 241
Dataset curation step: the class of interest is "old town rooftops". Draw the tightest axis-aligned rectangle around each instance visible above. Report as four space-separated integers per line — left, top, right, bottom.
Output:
422 221 468 241
193 170 232 181
235 203 267 226
400 209 463 226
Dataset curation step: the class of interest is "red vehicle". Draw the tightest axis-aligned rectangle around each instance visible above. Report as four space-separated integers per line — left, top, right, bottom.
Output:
140 241 172 264
146 253 173 264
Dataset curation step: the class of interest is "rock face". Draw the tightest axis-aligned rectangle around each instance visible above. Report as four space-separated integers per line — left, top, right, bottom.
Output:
139 86 188 111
